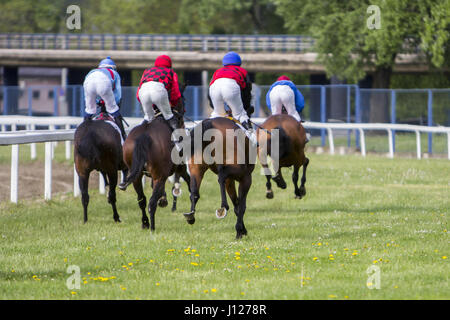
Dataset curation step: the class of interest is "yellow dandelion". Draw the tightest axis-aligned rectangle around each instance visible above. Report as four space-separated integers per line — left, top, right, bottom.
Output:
313 257 318 261
442 256 448 260
191 262 199 266
328 294 337 298
70 291 77 295
235 252 241 256
156 282 160 286
211 288 217 293
203 289 209 293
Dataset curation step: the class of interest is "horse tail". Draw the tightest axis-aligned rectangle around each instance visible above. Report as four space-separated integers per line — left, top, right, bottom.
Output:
123 133 152 185
76 127 101 164
274 126 291 159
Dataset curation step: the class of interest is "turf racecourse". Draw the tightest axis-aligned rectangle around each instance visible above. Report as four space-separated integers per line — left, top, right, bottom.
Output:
0 152 448 300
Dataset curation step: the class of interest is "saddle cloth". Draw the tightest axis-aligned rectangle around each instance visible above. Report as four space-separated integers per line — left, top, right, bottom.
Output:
93 113 124 145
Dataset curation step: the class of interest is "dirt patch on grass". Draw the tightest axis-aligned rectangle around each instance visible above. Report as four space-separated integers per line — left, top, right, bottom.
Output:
0 161 101 202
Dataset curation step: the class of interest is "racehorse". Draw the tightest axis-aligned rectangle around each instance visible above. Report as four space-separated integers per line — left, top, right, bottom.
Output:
119 85 190 231
74 102 128 223
183 83 255 239
256 114 309 200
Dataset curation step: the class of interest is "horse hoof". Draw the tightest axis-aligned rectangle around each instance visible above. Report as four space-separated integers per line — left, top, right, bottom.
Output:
215 207 228 219
183 212 195 225
142 223 150 229
172 188 182 197
114 218 122 223
158 196 168 208
118 182 128 191
266 190 274 199
172 183 182 197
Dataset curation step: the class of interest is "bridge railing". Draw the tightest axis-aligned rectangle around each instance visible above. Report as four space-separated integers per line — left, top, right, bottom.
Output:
1 116 449 203
0 33 315 52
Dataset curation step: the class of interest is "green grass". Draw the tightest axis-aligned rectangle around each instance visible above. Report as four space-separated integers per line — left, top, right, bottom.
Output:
308 132 448 155
0 147 448 300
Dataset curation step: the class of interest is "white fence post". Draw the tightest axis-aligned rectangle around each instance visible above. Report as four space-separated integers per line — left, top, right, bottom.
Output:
65 124 71 160
327 128 335 155
44 142 52 200
99 173 106 195
30 124 36 159
387 129 394 159
10 144 19 203
359 128 366 157
415 130 421 160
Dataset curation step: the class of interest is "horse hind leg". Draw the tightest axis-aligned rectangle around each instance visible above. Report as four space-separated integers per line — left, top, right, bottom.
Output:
292 164 301 199
184 164 206 225
272 169 287 189
265 174 274 199
298 157 309 199
133 174 149 229
78 172 90 223
235 174 251 239
107 171 121 223
148 179 166 231
216 166 230 219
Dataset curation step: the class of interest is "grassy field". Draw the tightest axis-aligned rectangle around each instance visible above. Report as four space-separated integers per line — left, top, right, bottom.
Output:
0 146 448 300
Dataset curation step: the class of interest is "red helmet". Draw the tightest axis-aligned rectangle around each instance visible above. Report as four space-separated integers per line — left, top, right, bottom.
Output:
155 55 172 68
277 75 291 81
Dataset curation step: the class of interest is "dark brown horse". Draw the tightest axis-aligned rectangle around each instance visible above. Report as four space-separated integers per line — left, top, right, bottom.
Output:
119 87 190 231
74 105 128 223
182 117 256 239
257 114 309 200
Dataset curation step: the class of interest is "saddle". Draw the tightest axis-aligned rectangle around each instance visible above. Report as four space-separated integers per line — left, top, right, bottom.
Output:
93 112 114 122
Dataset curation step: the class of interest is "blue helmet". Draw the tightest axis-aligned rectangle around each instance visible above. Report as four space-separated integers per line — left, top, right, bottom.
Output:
222 51 242 66
98 56 116 70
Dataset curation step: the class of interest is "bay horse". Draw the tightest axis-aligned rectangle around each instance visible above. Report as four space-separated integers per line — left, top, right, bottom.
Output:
74 102 128 223
182 118 256 239
256 114 309 200
181 81 255 239
119 85 190 231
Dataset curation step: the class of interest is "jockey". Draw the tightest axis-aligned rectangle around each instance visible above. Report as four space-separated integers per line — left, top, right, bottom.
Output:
266 75 305 122
136 55 182 131
83 56 126 139
209 51 254 132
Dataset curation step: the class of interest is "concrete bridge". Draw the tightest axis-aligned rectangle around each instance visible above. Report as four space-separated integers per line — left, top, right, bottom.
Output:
0 33 439 74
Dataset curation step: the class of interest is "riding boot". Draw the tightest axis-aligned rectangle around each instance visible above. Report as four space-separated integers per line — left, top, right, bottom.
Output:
114 115 127 140
241 120 258 147
167 116 179 132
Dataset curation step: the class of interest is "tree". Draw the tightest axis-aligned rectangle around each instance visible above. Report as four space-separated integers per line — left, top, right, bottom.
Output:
275 0 450 122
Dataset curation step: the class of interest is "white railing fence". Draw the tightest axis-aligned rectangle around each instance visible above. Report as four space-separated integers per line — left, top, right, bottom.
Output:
1 116 449 203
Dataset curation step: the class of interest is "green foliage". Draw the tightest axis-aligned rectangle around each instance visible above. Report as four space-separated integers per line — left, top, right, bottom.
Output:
275 0 450 85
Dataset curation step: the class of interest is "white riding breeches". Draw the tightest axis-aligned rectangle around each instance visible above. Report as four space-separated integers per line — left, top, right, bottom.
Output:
269 85 301 122
83 71 119 115
209 78 249 124
138 81 174 121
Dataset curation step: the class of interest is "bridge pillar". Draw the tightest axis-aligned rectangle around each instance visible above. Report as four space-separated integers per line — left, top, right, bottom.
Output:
2 67 19 115
329 76 347 121
309 74 329 123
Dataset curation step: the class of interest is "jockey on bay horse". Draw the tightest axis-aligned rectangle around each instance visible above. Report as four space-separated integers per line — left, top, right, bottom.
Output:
136 54 183 132
83 56 127 140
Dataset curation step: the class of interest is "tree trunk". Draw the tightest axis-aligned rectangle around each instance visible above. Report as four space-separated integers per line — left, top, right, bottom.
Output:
369 66 392 123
